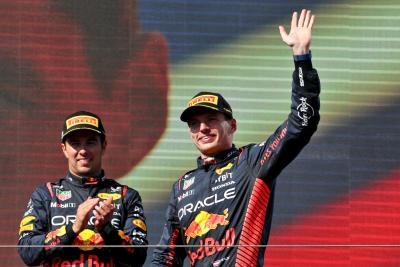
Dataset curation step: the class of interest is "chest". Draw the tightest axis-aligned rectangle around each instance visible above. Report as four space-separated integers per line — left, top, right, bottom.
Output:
176 159 254 224
47 184 125 229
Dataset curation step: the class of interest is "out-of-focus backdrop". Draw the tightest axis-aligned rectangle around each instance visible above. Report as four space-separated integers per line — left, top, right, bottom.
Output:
1 0 399 266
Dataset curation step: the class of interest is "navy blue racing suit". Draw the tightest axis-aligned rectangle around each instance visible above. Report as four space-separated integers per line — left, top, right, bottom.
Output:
152 58 320 266
18 171 148 266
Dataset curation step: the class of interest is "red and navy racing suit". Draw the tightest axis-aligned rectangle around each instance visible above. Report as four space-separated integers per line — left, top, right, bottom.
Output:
152 58 320 267
18 171 148 267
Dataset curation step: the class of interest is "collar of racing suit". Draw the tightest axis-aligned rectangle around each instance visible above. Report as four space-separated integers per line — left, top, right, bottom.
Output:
66 170 106 186
196 145 239 168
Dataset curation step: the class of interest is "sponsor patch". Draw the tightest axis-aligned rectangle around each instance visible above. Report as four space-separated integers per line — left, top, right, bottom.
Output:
188 95 218 107
45 225 67 243
132 219 147 231
55 188 72 201
185 209 229 243
19 216 36 234
188 228 235 266
97 193 121 200
215 162 233 175
178 189 195 202
20 216 35 227
73 229 104 251
183 177 195 190
66 115 98 129
297 97 314 126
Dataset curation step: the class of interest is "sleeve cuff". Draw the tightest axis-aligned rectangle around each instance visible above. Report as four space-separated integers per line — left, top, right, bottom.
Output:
99 222 116 237
293 51 312 62
65 223 78 242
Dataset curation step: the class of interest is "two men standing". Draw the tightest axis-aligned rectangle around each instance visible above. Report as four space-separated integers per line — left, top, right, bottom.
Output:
18 9 319 267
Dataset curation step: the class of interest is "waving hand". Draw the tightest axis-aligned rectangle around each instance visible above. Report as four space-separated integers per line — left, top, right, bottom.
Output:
279 9 315 55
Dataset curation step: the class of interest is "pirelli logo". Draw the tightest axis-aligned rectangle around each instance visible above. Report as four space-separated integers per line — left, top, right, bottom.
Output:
188 95 218 107
66 116 98 130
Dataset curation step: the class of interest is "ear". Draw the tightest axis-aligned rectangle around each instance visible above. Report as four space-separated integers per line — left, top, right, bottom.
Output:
101 139 107 155
229 118 237 134
60 143 68 159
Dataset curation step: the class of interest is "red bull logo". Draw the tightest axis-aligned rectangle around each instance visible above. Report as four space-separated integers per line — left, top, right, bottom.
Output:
49 254 113 267
185 209 229 243
44 226 67 250
188 228 236 266
117 230 134 253
73 229 104 251
45 226 66 243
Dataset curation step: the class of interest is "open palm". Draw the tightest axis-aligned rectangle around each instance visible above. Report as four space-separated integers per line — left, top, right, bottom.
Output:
279 9 315 55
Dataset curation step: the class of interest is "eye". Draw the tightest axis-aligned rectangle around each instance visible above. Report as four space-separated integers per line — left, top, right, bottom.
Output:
206 116 219 124
87 139 98 146
188 121 199 128
69 141 80 147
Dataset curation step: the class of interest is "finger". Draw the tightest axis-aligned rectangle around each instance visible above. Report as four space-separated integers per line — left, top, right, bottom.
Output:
279 26 288 41
93 211 105 223
105 196 113 205
291 11 298 29
308 14 315 29
304 10 311 28
95 202 106 213
95 201 113 216
86 199 100 211
83 197 99 206
79 199 99 215
298 9 306 27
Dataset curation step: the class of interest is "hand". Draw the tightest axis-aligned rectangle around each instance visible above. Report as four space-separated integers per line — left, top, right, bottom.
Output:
93 196 114 231
279 9 315 55
72 197 100 233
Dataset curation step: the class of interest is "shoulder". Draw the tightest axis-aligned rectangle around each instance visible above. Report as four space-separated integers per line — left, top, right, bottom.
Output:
103 178 141 200
33 178 64 200
238 143 258 157
173 168 198 192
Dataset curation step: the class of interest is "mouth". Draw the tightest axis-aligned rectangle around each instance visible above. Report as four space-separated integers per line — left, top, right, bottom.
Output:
77 158 91 165
198 135 215 143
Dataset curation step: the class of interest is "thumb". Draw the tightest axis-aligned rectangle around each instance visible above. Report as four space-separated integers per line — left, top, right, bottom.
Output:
278 25 288 40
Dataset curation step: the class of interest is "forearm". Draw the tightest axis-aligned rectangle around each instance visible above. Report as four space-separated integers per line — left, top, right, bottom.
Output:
290 56 320 136
18 224 77 266
18 234 46 266
99 222 147 267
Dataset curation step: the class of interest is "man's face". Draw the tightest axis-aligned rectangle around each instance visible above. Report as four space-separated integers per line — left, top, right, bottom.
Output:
61 130 106 177
187 109 236 158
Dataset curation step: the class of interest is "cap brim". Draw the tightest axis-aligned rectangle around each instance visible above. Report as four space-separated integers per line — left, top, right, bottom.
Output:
61 127 104 141
180 105 232 122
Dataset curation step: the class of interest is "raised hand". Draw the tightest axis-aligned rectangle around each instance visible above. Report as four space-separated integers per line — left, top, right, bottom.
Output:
279 9 315 55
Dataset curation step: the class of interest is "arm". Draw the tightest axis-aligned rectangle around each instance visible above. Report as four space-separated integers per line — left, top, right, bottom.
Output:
247 10 320 182
17 186 78 266
152 184 186 267
96 188 148 267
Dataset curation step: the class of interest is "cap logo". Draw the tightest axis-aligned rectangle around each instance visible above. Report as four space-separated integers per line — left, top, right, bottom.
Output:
66 115 98 130
188 95 218 107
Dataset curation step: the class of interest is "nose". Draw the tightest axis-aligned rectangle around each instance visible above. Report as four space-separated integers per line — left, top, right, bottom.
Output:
199 121 210 132
77 145 88 155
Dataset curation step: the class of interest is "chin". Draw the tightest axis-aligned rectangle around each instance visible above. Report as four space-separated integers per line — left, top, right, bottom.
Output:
76 169 93 176
199 147 218 157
